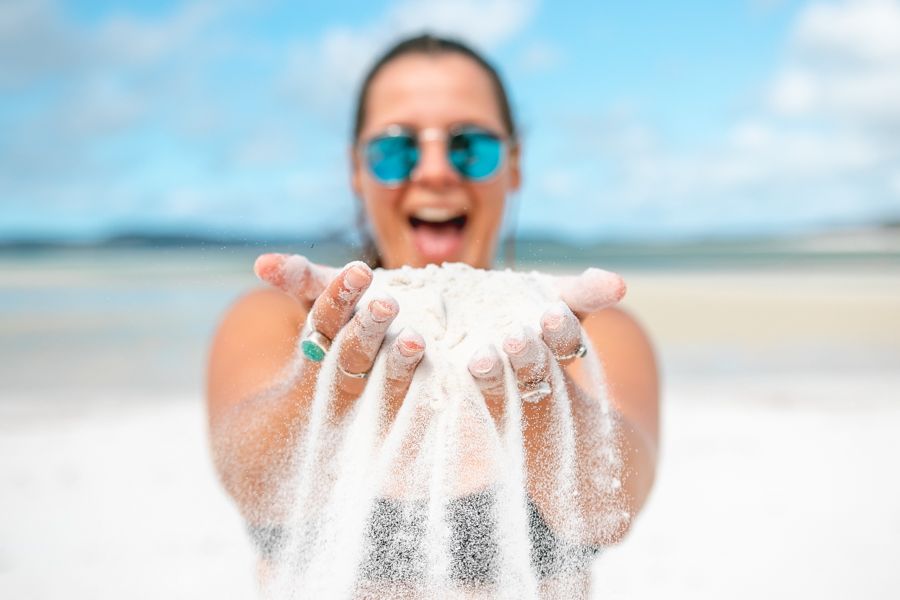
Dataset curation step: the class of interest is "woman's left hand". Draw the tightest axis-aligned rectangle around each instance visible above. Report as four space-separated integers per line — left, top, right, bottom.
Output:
467 267 627 423
465 267 628 537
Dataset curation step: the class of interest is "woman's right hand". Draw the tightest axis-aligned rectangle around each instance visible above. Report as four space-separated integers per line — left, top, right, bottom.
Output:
253 254 426 420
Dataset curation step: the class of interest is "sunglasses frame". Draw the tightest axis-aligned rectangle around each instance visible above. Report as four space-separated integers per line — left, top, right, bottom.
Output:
360 124 507 188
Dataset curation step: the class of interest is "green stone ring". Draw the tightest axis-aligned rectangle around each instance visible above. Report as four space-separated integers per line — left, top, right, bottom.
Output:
300 330 332 362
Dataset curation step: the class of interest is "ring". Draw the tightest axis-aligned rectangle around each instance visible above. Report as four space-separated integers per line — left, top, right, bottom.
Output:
520 380 551 404
554 343 587 363
337 363 369 380
300 330 332 362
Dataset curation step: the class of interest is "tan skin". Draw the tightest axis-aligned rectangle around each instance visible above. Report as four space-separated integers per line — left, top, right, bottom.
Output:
207 54 658 557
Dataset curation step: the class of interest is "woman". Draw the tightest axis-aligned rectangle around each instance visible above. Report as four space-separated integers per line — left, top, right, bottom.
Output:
207 34 659 594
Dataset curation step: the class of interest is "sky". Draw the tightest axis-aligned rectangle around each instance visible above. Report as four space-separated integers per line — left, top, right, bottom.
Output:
1 0 899 242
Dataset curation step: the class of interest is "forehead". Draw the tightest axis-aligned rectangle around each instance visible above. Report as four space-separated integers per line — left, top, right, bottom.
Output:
361 53 505 135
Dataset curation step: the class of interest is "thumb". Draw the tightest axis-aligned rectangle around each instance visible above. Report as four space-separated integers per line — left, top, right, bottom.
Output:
254 253 340 302
554 267 627 318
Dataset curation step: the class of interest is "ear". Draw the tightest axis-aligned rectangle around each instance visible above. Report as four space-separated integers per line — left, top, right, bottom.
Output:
350 144 363 198
506 141 522 193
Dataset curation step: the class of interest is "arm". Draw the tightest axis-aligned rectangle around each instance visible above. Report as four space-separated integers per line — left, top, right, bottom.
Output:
467 275 659 547
568 306 659 544
519 307 658 547
206 257 425 526
206 287 312 525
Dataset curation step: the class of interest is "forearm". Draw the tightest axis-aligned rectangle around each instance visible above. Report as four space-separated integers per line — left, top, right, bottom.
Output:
572 393 657 546
524 376 657 547
210 363 318 524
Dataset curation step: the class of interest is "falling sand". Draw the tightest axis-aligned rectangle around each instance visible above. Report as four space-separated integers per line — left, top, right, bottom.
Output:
263 263 625 599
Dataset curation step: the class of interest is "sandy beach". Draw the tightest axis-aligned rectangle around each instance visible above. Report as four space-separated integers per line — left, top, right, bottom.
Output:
1 251 898 598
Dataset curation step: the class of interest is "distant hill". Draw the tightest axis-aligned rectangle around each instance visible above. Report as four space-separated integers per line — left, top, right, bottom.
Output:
2 225 898 270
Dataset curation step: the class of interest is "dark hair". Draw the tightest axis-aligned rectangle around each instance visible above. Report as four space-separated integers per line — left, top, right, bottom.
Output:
352 33 519 268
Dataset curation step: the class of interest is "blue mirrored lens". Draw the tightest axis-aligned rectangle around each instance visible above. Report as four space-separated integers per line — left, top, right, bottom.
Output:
449 131 502 181
366 135 417 184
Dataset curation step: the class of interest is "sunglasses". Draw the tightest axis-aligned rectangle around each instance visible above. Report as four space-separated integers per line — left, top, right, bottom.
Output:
362 124 505 186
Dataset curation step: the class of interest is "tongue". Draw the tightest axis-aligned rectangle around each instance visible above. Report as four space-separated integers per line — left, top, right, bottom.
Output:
411 223 464 263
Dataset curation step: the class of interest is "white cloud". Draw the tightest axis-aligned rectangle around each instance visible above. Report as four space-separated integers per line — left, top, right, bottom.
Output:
0 0 228 90
231 129 300 168
97 2 223 66
537 167 578 199
281 0 538 121
517 39 564 73
387 0 536 46
890 170 900 197
523 0 900 239
603 0 900 235
0 0 82 88
770 0 900 127
769 69 817 114
795 0 900 63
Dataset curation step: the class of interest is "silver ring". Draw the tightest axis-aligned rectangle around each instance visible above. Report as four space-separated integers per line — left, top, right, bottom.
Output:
520 380 551 404
337 363 369 380
554 343 587 363
300 330 331 362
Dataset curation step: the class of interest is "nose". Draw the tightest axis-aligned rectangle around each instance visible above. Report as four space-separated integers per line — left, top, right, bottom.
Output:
409 136 461 189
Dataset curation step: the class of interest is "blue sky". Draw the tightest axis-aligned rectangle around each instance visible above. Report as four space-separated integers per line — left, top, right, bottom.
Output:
2 0 899 242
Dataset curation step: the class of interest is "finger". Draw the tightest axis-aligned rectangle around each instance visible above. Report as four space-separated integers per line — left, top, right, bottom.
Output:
383 329 426 425
254 253 339 302
540 301 582 367
334 295 399 398
467 345 506 427
555 268 627 319
307 261 373 340
503 326 551 390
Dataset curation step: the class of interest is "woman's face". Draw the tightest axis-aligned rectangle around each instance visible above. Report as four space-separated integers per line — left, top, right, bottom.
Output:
352 53 520 269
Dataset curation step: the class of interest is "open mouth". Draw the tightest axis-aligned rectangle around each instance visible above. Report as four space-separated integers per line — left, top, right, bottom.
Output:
408 214 468 230
407 208 468 263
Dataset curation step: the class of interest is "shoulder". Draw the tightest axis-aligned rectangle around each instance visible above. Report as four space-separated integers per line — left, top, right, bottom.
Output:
582 306 655 358
206 287 308 420
216 286 308 336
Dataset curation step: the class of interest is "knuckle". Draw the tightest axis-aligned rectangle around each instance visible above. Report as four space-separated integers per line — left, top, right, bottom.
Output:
517 358 548 385
337 376 365 397
385 358 415 385
479 378 506 397
384 375 410 396
341 345 372 373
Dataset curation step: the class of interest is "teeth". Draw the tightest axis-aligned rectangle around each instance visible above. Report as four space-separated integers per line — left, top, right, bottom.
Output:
412 206 464 223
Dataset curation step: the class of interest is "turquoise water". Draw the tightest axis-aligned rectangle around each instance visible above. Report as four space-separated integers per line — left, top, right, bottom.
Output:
2 240 897 398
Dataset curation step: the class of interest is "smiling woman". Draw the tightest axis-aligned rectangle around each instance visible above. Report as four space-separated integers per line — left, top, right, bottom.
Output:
206 33 658 598
350 36 520 269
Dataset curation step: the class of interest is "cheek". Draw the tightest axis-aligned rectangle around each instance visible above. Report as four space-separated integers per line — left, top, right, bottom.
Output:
361 184 404 236
471 182 507 229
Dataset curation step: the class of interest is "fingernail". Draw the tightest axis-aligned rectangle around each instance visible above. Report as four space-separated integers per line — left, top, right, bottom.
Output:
503 332 527 356
543 313 564 333
397 329 424 357
345 262 371 290
578 268 627 308
253 253 284 282
369 298 397 323
543 301 572 332
469 348 496 376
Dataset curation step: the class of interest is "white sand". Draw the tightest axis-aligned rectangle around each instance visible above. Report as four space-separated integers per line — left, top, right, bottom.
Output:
0 396 257 600
592 375 900 599
3 377 898 599
2 264 899 598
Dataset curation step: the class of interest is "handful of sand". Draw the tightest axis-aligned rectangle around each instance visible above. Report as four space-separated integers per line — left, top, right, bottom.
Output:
267 263 621 599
